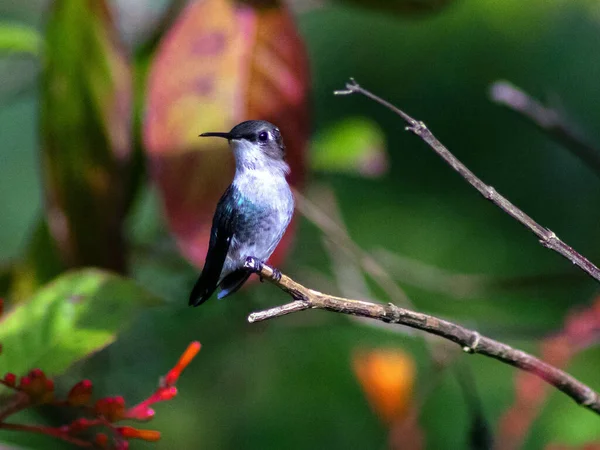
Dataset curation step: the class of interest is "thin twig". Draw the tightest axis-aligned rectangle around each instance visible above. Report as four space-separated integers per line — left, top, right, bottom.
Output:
310 187 375 299
334 78 600 285
303 185 428 339
373 248 583 300
0 422 92 447
0 392 29 422
294 188 412 307
244 258 600 416
490 80 600 177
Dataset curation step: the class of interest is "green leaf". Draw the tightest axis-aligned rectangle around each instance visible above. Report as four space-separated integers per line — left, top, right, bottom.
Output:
311 117 389 178
0 23 42 56
41 0 133 272
0 269 161 377
10 219 64 303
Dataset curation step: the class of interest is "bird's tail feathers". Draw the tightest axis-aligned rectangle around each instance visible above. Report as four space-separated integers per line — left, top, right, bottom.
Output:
189 273 219 307
217 270 251 300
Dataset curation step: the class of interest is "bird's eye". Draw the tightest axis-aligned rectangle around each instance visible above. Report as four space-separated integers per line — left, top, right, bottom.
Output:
258 131 269 142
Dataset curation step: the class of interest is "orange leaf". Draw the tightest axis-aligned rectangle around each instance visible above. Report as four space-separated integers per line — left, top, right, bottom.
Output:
144 0 309 268
353 348 416 424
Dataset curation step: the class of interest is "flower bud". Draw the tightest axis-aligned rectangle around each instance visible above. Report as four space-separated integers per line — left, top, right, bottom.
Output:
95 433 109 447
3 373 16 387
94 396 126 422
164 341 201 386
118 426 161 442
67 379 93 406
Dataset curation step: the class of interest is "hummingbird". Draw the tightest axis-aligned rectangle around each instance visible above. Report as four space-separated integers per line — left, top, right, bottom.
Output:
189 120 295 307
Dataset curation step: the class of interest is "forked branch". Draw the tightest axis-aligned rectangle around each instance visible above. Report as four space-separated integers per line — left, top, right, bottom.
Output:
246 79 600 416
244 258 600 416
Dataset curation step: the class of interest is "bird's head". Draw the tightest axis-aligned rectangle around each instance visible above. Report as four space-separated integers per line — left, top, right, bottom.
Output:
200 120 288 173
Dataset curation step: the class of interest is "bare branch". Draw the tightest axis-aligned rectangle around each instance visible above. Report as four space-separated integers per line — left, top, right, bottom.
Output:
244 258 600 416
334 78 600 285
490 80 600 177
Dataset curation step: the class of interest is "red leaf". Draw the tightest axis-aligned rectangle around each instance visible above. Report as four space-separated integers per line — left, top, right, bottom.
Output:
497 296 600 449
144 0 309 268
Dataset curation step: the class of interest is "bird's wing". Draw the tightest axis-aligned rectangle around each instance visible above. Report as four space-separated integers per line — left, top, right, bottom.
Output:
189 185 239 306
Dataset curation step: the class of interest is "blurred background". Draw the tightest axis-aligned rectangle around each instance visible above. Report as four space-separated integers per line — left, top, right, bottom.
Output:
1 0 600 448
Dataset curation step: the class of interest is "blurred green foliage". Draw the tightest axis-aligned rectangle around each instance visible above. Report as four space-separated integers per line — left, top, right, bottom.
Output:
41 0 133 273
0 269 161 377
0 22 41 56
1 0 600 449
311 116 388 177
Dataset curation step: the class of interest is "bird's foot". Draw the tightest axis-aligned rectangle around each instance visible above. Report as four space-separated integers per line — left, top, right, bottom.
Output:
244 257 266 281
243 257 282 282
271 267 282 282
244 256 263 273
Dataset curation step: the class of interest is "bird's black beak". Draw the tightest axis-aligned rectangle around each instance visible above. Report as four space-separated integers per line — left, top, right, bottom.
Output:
200 132 232 139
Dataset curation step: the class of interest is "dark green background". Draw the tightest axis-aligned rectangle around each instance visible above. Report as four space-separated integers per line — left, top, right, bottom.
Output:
1 0 600 448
